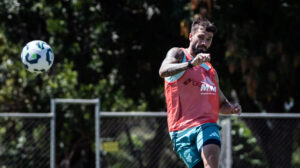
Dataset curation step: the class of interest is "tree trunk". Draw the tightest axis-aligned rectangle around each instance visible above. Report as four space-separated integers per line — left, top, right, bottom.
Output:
125 124 145 168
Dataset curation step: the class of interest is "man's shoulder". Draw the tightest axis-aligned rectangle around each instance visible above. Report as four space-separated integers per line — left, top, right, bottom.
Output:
167 47 185 60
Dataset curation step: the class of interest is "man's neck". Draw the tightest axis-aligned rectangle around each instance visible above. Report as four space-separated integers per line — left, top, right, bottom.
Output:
186 47 195 58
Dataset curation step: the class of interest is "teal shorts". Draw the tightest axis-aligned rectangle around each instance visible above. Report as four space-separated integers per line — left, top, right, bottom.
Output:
169 123 222 168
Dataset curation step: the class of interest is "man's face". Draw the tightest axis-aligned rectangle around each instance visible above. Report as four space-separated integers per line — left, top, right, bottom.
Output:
189 26 214 55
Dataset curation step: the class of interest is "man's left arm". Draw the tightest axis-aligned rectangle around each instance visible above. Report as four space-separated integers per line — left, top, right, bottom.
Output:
215 70 242 115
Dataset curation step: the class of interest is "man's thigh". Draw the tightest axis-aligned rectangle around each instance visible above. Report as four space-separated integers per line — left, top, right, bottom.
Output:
196 123 221 167
196 123 221 152
170 127 203 168
177 145 202 168
170 123 221 168
201 144 220 167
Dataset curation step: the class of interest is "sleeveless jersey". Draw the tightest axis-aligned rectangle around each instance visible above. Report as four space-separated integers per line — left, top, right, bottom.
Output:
164 48 219 132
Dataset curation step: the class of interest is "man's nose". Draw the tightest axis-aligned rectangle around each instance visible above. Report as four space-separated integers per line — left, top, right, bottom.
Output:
200 40 206 45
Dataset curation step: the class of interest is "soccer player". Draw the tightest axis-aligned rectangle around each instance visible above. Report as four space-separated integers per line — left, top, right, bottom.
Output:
159 18 242 168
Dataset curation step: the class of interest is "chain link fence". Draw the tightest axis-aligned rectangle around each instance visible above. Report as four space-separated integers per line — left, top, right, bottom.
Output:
100 114 184 168
1 107 300 168
229 116 300 168
0 114 52 168
100 113 300 168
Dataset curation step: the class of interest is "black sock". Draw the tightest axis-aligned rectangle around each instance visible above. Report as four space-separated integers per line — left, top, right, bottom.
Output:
193 160 204 168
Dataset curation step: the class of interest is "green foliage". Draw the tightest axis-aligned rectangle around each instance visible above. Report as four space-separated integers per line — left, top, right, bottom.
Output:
1 0 300 167
212 0 300 112
292 123 300 167
0 118 50 168
231 118 267 168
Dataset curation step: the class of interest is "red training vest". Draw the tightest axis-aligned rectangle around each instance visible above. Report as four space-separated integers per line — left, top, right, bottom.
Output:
164 48 219 132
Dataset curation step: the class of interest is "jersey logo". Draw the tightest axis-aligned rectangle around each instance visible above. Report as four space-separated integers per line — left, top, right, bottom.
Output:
183 76 217 95
200 76 216 94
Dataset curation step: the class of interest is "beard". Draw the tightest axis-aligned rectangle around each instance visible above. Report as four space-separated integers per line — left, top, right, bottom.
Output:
192 45 207 55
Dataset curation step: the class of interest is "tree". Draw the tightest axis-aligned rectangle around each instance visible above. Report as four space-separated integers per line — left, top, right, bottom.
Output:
1 0 300 167
206 0 300 167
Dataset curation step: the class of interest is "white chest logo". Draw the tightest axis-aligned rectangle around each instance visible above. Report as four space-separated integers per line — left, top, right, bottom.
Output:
200 76 216 94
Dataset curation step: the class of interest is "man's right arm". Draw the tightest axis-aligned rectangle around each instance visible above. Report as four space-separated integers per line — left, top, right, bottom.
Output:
159 47 190 78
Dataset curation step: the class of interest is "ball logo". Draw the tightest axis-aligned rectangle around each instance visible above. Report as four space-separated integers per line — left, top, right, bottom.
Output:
46 49 54 65
25 53 41 64
36 41 45 50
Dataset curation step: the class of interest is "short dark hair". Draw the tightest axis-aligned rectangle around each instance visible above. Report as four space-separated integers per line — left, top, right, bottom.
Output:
191 18 217 34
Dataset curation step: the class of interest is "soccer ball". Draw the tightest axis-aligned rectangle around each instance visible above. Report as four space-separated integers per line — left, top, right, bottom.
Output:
21 40 54 73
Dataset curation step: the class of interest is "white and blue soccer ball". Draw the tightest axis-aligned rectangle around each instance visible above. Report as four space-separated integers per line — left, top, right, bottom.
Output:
21 40 54 73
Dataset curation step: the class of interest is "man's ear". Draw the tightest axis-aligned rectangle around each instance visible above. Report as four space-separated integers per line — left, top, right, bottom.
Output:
189 33 193 41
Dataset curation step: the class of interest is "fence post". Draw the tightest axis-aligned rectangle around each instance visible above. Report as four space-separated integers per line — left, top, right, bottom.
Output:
95 99 101 168
219 117 232 168
51 98 100 168
50 99 56 168
225 118 232 168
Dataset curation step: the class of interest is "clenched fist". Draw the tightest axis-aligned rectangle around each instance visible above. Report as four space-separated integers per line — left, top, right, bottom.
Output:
191 53 211 66
230 103 242 115
220 99 242 115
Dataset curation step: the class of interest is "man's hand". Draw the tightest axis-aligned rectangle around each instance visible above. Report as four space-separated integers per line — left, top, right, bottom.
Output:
191 53 211 66
230 103 242 115
220 100 242 115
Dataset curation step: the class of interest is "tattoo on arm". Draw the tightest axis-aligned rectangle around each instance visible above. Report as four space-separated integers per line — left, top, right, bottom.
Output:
159 48 189 78
162 63 189 77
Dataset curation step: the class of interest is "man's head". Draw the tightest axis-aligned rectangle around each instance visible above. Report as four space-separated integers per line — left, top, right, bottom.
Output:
189 18 217 55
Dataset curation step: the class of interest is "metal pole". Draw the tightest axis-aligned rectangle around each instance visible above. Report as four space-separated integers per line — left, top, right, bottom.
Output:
50 99 56 168
100 112 166 117
0 113 52 118
54 98 99 104
226 118 232 168
219 117 232 168
95 99 101 168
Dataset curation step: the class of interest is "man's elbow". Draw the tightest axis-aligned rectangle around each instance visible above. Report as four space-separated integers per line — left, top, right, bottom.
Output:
159 69 166 78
